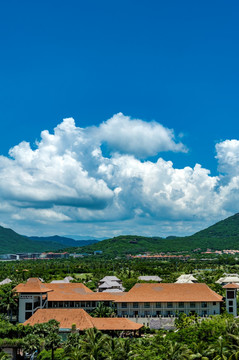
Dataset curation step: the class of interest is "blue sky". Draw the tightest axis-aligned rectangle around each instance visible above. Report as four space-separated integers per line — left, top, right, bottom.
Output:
0 1 239 238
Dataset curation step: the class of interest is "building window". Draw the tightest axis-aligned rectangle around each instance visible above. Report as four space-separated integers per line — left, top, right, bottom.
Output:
145 311 150 316
190 302 196 308
229 307 234 313
229 301 233 306
122 311 127 316
178 302 184 308
201 302 207 308
25 312 32 320
122 303 127 308
58 302 63 308
167 311 172 316
167 302 173 308
25 303 32 311
227 291 235 299
144 303 150 308
81 302 86 307
48 301 52 308
156 311 161 316
133 302 139 308
156 302 161 308
133 311 138 316
70 302 74 308
213 302 216 306
202 310 207 316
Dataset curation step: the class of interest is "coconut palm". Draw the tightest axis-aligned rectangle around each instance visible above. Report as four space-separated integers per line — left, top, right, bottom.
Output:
163 341 193 360
80 328 110 360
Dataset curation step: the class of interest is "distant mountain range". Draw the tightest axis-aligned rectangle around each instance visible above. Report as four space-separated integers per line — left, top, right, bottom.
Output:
29 235 98 248
66 213 239 256
0 227 99 254
1 212 239 255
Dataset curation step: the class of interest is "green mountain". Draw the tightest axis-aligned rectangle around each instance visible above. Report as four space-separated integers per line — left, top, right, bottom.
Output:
69 213 239 256
29 235 98 248
0 226 66 254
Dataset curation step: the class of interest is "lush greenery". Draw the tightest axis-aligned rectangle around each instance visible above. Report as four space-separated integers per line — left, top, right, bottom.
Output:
1 314 239 359
2 212 239 256
67 213 239 256
0 252 239 358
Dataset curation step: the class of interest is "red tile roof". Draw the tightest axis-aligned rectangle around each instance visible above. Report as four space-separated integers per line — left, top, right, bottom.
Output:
24 309 142 331
15 278 124 301
114 283 223 303
47 283 124 302
14 278 53 294
223 283 239 289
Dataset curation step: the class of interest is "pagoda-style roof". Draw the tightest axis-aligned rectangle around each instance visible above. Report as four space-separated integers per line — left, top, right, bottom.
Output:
14 278 53 294
24 308 143 331
223 283 239 289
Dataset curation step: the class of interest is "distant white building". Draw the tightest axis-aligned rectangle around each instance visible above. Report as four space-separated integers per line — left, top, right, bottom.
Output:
98 276 124 292
0 278 12 286
51 276 74 284
138 276 162 282
216 274 239 286
175 274 197 284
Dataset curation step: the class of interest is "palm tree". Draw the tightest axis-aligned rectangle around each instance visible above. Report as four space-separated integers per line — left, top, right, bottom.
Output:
64 332 82 359
44 320 62 360
22 333 41 358
80 328 110 360
91 303 115 318
0 285 18 321
163 341 193 360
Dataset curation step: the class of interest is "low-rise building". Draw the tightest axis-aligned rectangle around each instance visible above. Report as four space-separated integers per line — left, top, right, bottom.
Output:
114 283 222 317
175 274 197 283
138 276 162 282
98 276 124 292
216 274 239 286
24 308 143 334
15 278 224 325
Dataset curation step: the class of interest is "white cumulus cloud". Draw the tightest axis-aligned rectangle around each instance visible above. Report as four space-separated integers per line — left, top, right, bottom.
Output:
93 113 187 157
0 115 239 237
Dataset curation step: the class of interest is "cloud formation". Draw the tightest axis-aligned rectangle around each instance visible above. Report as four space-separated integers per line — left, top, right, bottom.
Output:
0 113 239 237
94 113 187 157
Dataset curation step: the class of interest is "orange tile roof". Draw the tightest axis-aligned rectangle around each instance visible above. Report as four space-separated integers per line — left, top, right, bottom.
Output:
15 278 124 301
24 309 142 331
14 278 53 294
47 283 124 302
92 318 142 331
114 283 223 303
223 283 239 289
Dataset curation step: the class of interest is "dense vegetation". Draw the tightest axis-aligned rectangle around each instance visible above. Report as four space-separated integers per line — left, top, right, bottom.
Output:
0 255 238 358
68 213 239 256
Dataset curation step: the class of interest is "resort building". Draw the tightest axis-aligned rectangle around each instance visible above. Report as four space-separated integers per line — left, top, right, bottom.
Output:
223 283 239 317
216 274 239 286
175 274 198 283
138 276 162 282
50 276 74 284
24 308 143 334
15 278 124 323
98 276 125 292
15 278 223 325
115 283 223 318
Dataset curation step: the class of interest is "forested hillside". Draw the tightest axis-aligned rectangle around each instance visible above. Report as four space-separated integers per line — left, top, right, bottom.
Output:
69 213 239 256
